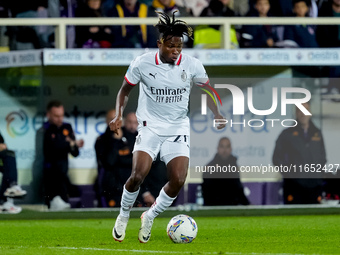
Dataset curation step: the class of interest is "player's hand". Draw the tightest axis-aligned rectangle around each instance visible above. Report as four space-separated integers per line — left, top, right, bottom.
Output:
214 114 226 130
109 115 123 135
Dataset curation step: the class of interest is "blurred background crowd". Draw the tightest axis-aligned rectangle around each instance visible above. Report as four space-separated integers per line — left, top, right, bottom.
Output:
0 0 340 50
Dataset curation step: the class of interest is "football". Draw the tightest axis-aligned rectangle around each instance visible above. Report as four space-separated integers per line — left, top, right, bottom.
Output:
167 214 198 243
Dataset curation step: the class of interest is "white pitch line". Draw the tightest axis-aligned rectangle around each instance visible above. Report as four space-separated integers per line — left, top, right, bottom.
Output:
2 246 320 255
47 246 316 255
49 246 220 254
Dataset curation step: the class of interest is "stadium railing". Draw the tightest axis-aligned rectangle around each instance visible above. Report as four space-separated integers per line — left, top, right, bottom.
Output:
1 17 340 49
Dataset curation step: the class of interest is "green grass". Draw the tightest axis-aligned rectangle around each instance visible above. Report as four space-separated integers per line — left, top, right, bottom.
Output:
0 214 339 255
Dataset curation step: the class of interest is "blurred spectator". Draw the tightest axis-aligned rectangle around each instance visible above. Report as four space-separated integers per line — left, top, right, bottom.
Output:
101 0 116 17
75 0 113 48
120 112 168 207
141 154 168 207
316 0 328 9
273 102 326 204
175 0 208 17
31 122 45 204
52 0 79 48
273 0 319 17
309 0 319 17
7 0 47 17
268 0 293 16
195 0 238 48
95 110 167 207
230 0 250 16
95 109 134 207
0 1 8 17
283 0 318 48
249 0 311 17
7 0 50 50
200 0 234 17
44 0 79 48
149 0 191 16
95 111 126 206
317 0 340 95
0 131 27 214
202 137 250 206
43 100 84 210
317 0 340 47
110 0 154 48
0 1 9 49
148 0 193 47
240 0 279 48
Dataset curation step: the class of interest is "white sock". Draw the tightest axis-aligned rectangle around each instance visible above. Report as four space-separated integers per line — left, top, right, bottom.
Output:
146 188 176 220
119 185 140 218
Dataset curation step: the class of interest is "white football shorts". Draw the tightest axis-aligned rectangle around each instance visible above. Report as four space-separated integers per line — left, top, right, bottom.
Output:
132 126 190 165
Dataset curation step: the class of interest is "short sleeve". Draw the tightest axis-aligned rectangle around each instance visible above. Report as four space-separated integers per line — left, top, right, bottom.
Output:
193 59 208 79
125 57 141 86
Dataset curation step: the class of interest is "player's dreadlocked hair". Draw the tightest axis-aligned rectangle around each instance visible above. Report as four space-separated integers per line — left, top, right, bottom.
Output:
155 11 193 43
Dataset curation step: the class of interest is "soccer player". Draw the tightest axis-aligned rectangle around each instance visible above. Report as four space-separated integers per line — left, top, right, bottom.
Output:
110 12 225 243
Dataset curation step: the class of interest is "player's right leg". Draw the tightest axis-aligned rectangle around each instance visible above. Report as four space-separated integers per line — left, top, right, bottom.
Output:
112 151 153 242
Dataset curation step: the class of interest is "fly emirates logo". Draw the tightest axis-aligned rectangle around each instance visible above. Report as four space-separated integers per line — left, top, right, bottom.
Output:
150 86 187 103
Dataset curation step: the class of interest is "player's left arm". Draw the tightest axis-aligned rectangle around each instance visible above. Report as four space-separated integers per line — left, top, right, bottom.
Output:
194 60 226 130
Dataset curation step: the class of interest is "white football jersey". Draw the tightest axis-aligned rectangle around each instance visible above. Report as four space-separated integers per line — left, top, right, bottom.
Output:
125 51 208 136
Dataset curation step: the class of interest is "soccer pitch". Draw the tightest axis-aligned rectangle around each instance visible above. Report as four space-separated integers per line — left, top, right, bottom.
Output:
0 208 339 255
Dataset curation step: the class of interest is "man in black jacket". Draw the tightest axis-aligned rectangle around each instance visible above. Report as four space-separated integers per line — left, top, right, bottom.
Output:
202 137 250 206
43 100 84 210
95 110 137 207
273 102 326 204
95 110 167 207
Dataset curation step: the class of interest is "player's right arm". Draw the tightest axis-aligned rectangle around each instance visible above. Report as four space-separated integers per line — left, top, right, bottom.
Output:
109 80 134 134
110 56 141 134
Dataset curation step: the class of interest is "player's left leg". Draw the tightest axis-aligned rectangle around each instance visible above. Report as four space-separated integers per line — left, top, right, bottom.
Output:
139 156 189 243
161 156 189 197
